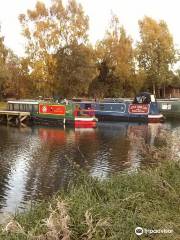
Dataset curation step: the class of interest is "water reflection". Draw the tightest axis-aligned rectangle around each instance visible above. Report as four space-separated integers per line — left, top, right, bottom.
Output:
0 121 179 220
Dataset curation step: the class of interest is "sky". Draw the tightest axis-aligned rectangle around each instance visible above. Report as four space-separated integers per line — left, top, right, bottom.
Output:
0 0 180 56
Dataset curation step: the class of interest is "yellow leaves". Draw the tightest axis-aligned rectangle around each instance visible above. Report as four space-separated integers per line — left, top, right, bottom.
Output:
50 0 66 20
39 39 46 49
27 2 48 20
138 16 174 52
36 20 50 33
18 0 90 97
23 28 31 39
18 14 26 23
36 1 48 17
97 20 134 82
19 0 89 54
137 16 176 93
27 9 38 20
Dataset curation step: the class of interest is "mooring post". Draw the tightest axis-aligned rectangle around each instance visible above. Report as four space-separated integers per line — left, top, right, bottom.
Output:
15 117 20 126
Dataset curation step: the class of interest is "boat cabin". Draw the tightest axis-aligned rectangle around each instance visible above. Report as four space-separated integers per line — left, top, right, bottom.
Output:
7 100 39 113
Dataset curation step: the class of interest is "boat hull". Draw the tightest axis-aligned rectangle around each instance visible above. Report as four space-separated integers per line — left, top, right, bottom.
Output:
148 114 164 123
75 119 97 128
31 115 64 126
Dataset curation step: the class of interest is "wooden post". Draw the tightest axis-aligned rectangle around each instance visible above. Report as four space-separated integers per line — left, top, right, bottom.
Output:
15 117 20 126
19 115 28 123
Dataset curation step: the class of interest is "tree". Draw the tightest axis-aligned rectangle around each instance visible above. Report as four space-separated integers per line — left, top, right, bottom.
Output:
89 61 109 98
19 0 90 97
94 14 135 97
89 60 122 98
3 50 19 98
136 16 177 96
2 50 33 99
56 43 96 98
0 30 8 99
170 69 180 87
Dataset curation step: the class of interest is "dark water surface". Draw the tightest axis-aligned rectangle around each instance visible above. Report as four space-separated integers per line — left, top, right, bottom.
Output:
0 121 179 221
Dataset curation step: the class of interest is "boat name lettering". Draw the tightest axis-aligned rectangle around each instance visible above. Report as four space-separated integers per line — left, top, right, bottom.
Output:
39 104 65 115
128 104 149 114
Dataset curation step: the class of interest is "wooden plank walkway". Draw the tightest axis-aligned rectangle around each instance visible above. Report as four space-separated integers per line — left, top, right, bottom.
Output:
0 111 30 124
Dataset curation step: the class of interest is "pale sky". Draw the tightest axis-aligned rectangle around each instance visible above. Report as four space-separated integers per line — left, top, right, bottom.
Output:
0 0 180 56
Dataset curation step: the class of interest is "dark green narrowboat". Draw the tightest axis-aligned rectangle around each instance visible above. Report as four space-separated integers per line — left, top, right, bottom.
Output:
158 99 180 118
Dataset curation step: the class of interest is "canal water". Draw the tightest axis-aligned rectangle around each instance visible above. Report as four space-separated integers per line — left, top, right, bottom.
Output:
0 121 179 221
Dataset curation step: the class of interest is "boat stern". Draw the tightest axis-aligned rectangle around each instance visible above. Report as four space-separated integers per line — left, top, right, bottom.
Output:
148 114 165 123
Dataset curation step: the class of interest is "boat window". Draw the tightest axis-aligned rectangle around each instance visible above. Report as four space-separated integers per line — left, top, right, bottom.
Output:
20 104 24 111
13 104 19 111
99 104 105 110
29 105 33 112
85 103 92 109
25 104 29 112
21 104 27 111
33 104 39 113
105 104 112 110
8 104 13 111
112 104 124 111
25 104 33 112
111 105 117 111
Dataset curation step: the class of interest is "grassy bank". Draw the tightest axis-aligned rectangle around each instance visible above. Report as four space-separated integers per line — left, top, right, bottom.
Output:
0 102 7 110
0 159 179 240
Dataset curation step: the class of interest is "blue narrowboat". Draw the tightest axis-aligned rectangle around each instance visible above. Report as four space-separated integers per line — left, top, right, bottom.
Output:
78 92 164 123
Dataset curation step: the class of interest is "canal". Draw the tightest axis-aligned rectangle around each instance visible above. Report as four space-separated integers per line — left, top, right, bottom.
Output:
0 121 179 221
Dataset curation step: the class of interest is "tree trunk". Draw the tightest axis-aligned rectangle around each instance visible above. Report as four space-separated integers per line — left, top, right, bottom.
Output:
153 83 156 95
163 85 166 98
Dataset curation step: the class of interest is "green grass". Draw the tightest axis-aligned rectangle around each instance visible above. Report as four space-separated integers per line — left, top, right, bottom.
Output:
0 160 179 240
0 102 7 110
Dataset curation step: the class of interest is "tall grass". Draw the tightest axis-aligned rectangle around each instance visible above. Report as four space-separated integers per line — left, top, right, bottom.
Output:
0 133 179 239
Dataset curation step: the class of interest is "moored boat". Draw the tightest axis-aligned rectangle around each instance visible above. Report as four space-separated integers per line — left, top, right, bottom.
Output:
77 92 164 123
6 100 98 128
157 99 180 119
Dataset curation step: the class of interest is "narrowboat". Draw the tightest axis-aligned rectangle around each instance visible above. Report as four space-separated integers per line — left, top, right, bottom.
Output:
157 99 180 119
7 100 97 128
78 92 164 123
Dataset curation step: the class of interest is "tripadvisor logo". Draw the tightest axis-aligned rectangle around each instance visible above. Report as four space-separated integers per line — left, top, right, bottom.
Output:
135 226 173 236
135 227 143 236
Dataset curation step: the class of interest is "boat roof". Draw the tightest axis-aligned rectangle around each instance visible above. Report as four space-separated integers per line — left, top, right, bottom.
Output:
157 98 180 102
102 98 132 103
8 100 39 105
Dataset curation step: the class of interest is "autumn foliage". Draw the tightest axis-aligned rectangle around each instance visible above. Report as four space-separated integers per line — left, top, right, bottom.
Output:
0 0 179 99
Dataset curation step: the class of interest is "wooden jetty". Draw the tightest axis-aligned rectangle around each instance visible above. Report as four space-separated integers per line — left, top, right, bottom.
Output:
0 111 30 125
